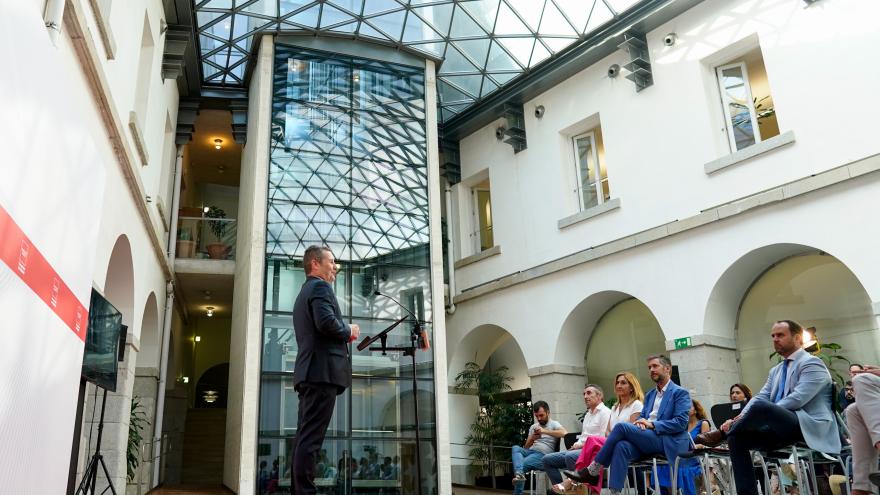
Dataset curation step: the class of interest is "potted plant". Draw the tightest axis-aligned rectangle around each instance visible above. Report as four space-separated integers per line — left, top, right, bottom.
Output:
176 227 196 259
204 206 230 259
455 362 532 489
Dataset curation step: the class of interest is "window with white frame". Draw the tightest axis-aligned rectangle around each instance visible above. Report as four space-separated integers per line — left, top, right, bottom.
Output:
715 47 780 152
572 129 610 211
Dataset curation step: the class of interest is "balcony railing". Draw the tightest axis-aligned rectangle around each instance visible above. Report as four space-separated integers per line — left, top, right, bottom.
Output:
175 216 237 260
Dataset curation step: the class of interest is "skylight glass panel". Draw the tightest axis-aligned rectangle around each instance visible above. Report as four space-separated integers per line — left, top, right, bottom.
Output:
194 0 644 120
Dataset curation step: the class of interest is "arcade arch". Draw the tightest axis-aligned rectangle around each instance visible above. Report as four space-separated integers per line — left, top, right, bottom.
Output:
735 252 879 390
556 291 666 395
139 292 160 368
584 299 666 395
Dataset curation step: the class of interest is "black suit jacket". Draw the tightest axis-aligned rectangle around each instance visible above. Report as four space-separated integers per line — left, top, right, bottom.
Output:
292 276 352 393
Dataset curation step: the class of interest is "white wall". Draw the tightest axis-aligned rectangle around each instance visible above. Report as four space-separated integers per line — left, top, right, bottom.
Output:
1 0 179 491
453 0 880 290
446 0 880 391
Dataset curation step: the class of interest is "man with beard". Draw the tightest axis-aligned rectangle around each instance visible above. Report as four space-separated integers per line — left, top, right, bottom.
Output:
511 401 567 495
563 355 691 495
695 320 840 495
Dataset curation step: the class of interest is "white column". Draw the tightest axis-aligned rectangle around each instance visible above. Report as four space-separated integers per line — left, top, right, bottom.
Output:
224 34 273 495
426 58 453 495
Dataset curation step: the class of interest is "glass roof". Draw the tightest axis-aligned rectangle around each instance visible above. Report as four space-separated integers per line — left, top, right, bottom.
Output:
194 0 642 122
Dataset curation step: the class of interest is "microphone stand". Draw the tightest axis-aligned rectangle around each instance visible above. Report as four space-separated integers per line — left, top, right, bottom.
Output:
355 291 425 495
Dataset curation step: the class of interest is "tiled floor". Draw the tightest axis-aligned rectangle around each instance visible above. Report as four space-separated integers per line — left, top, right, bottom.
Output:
147 485 234 494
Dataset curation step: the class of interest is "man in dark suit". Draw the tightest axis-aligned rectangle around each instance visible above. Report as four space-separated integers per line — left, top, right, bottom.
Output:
292 245 360 495
564 355 692 494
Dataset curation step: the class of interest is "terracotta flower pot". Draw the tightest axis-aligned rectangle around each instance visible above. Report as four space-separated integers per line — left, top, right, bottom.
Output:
207 243 229 259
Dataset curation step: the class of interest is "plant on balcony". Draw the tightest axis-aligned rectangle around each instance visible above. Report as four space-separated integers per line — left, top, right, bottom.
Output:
204 206 230 259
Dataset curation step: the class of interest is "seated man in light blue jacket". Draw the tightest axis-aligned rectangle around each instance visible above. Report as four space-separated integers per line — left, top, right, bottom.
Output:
696 319 841 495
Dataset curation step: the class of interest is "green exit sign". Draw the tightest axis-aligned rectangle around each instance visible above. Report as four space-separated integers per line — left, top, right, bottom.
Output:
674 337 692 350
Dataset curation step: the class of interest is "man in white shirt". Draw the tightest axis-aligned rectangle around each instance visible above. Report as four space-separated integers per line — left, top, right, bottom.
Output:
542 385 611 487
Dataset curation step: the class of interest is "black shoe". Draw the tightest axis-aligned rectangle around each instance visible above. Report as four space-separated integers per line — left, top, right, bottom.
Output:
562 468 599 485
869 471 880 487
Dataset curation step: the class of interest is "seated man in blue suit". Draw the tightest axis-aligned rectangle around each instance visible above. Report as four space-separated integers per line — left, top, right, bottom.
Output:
564 354 692 494
696 320 841 495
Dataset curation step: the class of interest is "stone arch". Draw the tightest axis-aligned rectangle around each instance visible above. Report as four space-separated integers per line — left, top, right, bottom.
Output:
555 290 667 368
717 248 879 390
703 243 816 340
103 235 135 327
447 323 528 388
138 292 160 369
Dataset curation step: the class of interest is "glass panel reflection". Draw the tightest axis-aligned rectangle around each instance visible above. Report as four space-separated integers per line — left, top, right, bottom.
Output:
261 46 435 494
257 437 350 495
720 65 757 150
259 375 348 437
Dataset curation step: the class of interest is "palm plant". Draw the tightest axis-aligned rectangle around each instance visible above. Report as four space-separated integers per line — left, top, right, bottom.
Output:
127 398 150 482
454 362 531 488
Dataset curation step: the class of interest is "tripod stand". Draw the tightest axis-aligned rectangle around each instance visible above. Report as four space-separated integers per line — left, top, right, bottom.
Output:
357 313 426 495
75 388 117 495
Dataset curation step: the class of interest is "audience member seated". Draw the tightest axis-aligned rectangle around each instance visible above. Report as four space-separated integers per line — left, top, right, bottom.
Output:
550 372 644 494
511 400 567 495
563 355 692 495
696 320 841 495
729 383 753 404
652 399 711 495
543 384 611 493
839 364 863 411
845 364 880 495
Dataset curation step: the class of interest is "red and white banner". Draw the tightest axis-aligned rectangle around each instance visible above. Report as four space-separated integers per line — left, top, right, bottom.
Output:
0 3 107 493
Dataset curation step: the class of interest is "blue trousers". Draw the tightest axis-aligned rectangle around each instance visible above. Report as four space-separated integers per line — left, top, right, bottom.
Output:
595 422 665 490
511 446 546 495
541 450 580 485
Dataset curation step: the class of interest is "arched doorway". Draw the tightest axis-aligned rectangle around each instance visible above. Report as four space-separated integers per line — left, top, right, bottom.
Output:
447 324 530 486
77 235 135 492
736 252 879 390
195 363 229 408
585 298 666 396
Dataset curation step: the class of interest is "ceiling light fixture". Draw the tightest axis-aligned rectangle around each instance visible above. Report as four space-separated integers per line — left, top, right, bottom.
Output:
214 138 223 150
203 290 212 300
206 306 214 317
217 165 226 174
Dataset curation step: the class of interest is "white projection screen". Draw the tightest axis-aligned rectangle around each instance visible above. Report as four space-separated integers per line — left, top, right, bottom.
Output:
0 3 107 492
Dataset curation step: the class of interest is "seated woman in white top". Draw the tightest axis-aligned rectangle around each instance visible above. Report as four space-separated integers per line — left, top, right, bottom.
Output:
552 371 644 494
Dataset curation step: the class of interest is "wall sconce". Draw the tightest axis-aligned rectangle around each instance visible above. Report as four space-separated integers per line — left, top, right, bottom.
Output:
203 206 210 213
205 306 214 317
181 376 189 384
203 390 219 403
214 138 223 150
195 335 201 342
803 327 819 353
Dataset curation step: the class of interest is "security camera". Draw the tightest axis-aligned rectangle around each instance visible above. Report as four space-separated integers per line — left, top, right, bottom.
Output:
534 105 545 119
663 33 677 46
495 126 506 140
608 64 620 78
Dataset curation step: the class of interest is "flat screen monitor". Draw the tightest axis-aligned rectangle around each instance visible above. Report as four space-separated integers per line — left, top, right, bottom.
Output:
81 288 123 392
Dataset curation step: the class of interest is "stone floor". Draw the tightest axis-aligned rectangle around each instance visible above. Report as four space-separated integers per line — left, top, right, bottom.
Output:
146 485 234 494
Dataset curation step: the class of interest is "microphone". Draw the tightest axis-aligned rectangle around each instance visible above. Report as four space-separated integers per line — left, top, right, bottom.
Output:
374 290 430 352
